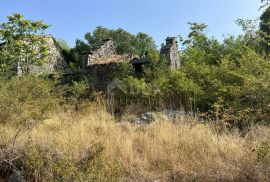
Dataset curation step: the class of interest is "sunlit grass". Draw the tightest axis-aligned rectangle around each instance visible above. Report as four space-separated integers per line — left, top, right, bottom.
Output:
1 105 270 181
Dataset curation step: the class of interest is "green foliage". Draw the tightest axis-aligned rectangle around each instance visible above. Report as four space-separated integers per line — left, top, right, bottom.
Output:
257 141 270 162
56 38 70 52
236 19 263 54
122 77 150 100
65 79 90 105
135 32 156 57
110 20 270 128
1 11 270 131
260 6 270 53
179 21 270 127
0 75 60 127
169 70 202 110
55 39 84 71
0 14 49 75
77 26 156 57
144 49 170 79
261 0 270 9
109 61 134 80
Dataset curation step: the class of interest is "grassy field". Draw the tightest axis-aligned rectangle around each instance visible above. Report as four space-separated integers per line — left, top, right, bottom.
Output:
1 103 270 181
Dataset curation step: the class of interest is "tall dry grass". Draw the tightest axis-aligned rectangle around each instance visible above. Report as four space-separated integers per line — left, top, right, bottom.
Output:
1 103 270 181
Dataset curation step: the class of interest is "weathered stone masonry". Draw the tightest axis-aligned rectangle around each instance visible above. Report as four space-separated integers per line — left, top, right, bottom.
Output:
1 35 180 76
82 37 181 91
0 35 70 75
16 36 69 75
83 39 135 66
83 37 180 70
0 35 68 75
1 35 180 90
160 37 180 70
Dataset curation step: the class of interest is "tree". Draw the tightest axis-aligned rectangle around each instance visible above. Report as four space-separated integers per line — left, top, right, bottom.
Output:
84 26 112 51
57 38 70 52
77 26 156 57
260 6 270 53
55 39 80 70
0 13 49 75
261 0 270 9
183 22 208 49
135 32 156 57
235 19 263 54
110 28 137 55
182 22 223 66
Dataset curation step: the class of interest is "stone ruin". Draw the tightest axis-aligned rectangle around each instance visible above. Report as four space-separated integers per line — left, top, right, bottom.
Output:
80 37 181 91
83 37 180 71
81 39 133 90
0 35 180 79
0 35 69 75
160 37 180 70
82 39 135 67
17 35 69 75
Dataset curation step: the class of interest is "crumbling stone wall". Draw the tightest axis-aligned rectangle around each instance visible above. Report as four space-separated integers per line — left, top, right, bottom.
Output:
160 37 180 70
84 63 120 91
84 39 116 66
82 37 181 91
82 39 137 91
17 36 68 75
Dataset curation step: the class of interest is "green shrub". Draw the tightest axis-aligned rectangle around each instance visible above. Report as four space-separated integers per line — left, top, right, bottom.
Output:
257 141 270 162
0 75 60 127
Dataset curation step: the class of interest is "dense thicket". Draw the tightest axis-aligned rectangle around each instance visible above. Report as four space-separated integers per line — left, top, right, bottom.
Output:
112 20 270 129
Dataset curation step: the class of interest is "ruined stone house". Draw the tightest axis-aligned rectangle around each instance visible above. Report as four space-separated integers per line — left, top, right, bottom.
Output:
1 34 180 91
83 36 180 71
1 35 180 76
18 35 70 75
82 39 135 67
82 39 136 90
0 35 69 75
82 37 180 90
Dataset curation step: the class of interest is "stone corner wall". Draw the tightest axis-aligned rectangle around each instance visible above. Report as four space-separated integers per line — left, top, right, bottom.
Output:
17 36 69 75
160 37 180 70
84 40 116 66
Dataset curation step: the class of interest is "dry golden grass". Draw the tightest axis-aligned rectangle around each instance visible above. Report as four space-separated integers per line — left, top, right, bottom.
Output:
1 104 270 181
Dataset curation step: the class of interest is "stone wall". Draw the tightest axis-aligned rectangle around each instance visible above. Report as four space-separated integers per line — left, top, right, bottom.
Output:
82 37 181 91
160 37 180 70
17 36 69 75
84 63 120 91
84 39 116 66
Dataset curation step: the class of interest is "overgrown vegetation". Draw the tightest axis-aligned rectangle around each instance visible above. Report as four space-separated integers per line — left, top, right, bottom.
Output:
0 14 49 76
1 1 270 181
110 19 270 130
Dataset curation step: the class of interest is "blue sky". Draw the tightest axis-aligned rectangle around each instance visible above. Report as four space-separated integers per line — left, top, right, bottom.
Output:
1 0 262 47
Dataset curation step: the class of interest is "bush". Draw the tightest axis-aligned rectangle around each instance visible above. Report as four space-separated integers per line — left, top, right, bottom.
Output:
0 75 60 127
257 141 270 162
